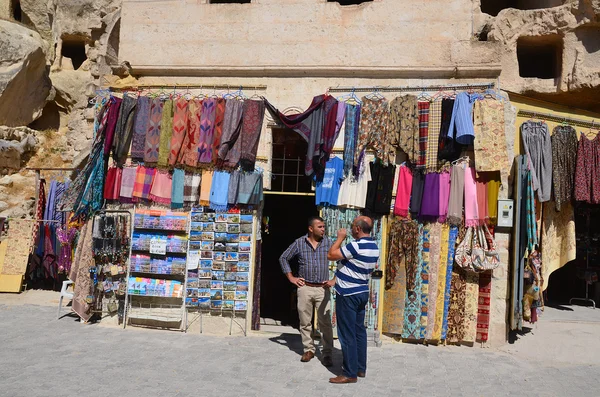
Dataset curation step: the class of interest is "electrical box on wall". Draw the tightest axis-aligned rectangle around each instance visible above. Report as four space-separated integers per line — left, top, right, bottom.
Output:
497 199 514 227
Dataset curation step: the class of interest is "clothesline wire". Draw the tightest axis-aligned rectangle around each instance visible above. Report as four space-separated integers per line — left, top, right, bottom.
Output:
327 82 495 93
518 110 599 130
102 84 268 92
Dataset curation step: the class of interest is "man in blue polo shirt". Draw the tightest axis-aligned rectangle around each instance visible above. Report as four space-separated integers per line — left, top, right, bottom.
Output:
326 215 379 384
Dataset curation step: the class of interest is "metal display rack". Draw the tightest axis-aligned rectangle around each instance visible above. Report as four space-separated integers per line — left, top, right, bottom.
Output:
123 207 190 331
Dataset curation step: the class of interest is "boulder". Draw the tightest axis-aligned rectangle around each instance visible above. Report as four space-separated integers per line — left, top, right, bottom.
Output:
20 0 53 45
0 20 51 127
51 69 92 111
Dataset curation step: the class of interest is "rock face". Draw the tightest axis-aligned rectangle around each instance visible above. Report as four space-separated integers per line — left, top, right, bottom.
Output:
0 20 52 127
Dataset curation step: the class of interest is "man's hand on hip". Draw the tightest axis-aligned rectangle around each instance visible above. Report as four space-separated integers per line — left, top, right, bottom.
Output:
324 279 336 288
289 276 305 287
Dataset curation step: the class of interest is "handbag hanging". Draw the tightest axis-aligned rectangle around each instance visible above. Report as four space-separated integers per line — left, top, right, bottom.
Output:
454 226 474 270
454 224 500 273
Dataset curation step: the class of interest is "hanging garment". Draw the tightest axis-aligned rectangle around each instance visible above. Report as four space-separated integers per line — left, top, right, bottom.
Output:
438 170 451 223
432 223 450 341
525 169 538 252
41 180 53 227
343 104 360 177
476 178 488 224
409 170 425 218
103 167 117 200
103 96 122 155
447 163 465 225
541 200 576 290
487 174 501 223
132 166 156 201
198 98 217 164
157 99 174 168
322 97 340 157
239 99 266 171
365 161 396 216
419 224 431 339
212 98 226 163
218 99 245 168
112 168 122 200
551 125 578 211
112 94 137 167
426 100 442 171
3 219 35 275
333 101 346 145
356 97 393 167
390 95 419 164
171 168 185 209
449 92 478 145
71 220 94 322
419 172 440 221
521 121 552 202
417 102 429 169
463 271 479 343
426 223 442 340
473 98 509 172
199 170 213 206
42 224 57 279
144 97 165 164
337 157 372 209
315 157 344 206
264 95 330 176
238 171 263 205
574 133 600 204
180 99 202 168
119 165 138 202
441 225 458 339
209 171 230 211
169 97 189 166
402 223 424 340
393 164 412 217
228 170 240 205
438 98 462 162
149 170 173 205
476 272 492 343
446 268 467 343
464 166 479 227
56 226 76 274
131 96 151 160
183 172 202 206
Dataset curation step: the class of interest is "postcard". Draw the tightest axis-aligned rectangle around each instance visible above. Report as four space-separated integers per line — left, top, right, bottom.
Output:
215 232 228 242
210 289 223 300
186 297 198 307
198 297 210 310
236 281 249 291
201 241 214 251
211 280 223 289
223 291 235 301
235 301 248 311
187 277 199 288
227 223 240 234
227 214 240 224
226 243 238 252
201 232 214 241
200 213 215 222
224 272 236 281
200 251 213 259
214 242 226 251
198 270 212 279
212 261 224 271
236 262 249 272
216 213 228 223
239 234 251 242
226 233 239 243
198 288 210 298
186 288 198 298
223 300 234 310
199 259 213 269
225 262 238 272
214 222 227 232
198 279 210 289
190 222 203 232
224 281 236 291
212 271 225 280
239 253 250 262
189 231 202 241
202 222 214 232
225 252 239 261
189 241 201 250
240 214 253 224
235 290 248 300
213 252 226 262
191 214 202 223
240 224 253 233
210 300 222 310
235 272 249 282
239 242 251 252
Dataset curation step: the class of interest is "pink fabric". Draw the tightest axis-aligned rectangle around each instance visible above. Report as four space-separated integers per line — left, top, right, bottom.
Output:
464 166 479 227
149 170 172 205
393 165 413 217
438 170 451 223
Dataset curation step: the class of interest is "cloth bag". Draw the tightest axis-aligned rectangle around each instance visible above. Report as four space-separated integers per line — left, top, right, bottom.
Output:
454 225 500 273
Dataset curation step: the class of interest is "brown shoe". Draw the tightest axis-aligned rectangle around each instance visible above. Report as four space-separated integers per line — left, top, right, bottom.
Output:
322 356 333 367
357 371 366 378
300 351 315 362
329 375 357 384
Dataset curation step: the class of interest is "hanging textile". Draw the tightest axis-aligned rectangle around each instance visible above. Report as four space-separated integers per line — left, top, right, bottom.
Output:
343 103 360 177
238 171 263 205
487 175 501 223
464 166 479 227
32 180 46 252
171 168 185 209
521 121 552 202
56 226 76 274
132 166 156 201
526 170 538 252
463 271 479 343
337 157 371 209
574 133 600 204
42 224 57 279
432 223 450 341
419 173 440 221
438 98 462 162
419 224 431 338
541 200 576 291
356 97 393 167
447 164 464 225
473 98 509 172
425 223 442 340
113 94 137 167
239 99 266 171
131 96 150 160
1 219 34 275
264 95 330 176
446 269 467 343
448 92 478 145
103 167 118 200
426 100 442 171
364 162 396 216
149 170 173 205
218 99 245 168
199 170 213 206
180 99 202 168
417 102 429 169
71 220 94 322
212 98 226 163
476 178 488 224
402 223 424 340
157 99 174 168
393 165 412 217
119 165 138 202
476 272 492 343
168 97 189 166
228 170 240 205
209 171 230 211
333 101 346 145
144 97 165 164
184 172 202 206
390 95 419 164
551 125 578 211
103 96 122 155
315 157 344 207
438 171 451 223
198 98 217 164
441 225 458 339
409 170 425 218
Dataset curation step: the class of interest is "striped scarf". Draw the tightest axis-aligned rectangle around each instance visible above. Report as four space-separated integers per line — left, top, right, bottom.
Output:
426 100 442 171
169 97 189 166
343 104 360 177
144 97 164 164
417 101 429 169
198 98 217 164
132 166 156 201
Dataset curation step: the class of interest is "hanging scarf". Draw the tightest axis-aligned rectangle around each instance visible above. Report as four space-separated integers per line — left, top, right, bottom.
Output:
409 170 425 218
218 99 244 167
487 174 501 222
526 169 538 252
132 166 156 201
464 166 479 227
473 98 508 172
343 104 360 177
71 220 94 322
426 100 442 171
42 224 57 279
417 101 429 169
333 101 346 145
113 94 137 166
171 168 185 209
476 178 488 225
144 97 164 164
441 225 458 339
119 165 138 201
447 164 465 225
131 96 150 160
239 99 266 171
426 223 442 340
432 223 450 341
438 98 462 162
199 170 213 206
32 180 46 255
390 95 419 164
248 172 263 206
149 170 173 205
184 171 202 205
103 167 117 200
419 172 440 221
56 226 76 274
103 96 122 155
157 99 174 168
438 170 451 223
209 171 230 211
198 98 217 164
180 99 202 168
393 165 412 217
238 172 262 205
212 98 226 163
169 97 189 166
43 180 54 225
476 272 492 342
228 170 240 205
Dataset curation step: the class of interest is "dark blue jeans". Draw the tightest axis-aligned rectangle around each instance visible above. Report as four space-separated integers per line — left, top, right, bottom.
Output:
335 292 368 378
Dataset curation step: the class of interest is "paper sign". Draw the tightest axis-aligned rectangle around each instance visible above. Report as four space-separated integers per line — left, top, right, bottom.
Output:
149 238 167 255
187 250 201 269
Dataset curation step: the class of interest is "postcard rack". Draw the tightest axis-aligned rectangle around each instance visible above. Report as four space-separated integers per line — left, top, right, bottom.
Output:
123 207 190 331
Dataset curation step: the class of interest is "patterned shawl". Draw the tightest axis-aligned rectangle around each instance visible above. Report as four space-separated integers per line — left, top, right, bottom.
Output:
426 100 442 171
212 98 226 163
144 97 164 164
132 166 156 201
343 104 360 177
103 96 122 155
239 99 266 171
157 99 174 168
198 98 217 164
417 101 429 169
228 170 240 205
180 99 202 168
441 225 458 339
119 165 138 200
218 99 244 168
149 170 172 205
183 171 202 206
356 97 392 168
113 94 137 167
169 97 189 166
131 96 150 159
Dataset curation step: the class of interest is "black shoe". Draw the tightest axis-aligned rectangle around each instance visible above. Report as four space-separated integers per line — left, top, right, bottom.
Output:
322 356 333 367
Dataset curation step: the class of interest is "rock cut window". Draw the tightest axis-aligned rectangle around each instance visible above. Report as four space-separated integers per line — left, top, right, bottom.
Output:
517 35 563 79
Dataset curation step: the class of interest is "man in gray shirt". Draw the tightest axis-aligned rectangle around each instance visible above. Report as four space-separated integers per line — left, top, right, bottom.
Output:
279 216 334 367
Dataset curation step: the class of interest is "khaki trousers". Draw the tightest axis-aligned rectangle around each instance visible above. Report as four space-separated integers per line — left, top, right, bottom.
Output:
297 285 333 356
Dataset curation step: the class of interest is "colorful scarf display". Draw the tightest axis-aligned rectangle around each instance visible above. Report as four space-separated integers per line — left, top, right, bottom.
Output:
157 99 173 168
212 98 226 163
119 165 138 201
144 97 164 164
131 96 150 159
149 170 173 205
393 165 412 217
132 166 156 201
113 94 137 166
198 98 217 164
218 99 244 168
169 97 189 166
181 99 202 167
103 96 122 155
417 101 429 169
239 99 266 171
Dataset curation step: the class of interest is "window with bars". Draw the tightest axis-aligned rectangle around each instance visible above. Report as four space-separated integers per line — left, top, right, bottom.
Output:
270 128 313 193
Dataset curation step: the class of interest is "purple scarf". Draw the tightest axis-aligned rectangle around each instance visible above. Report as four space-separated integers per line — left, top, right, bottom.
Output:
419 172 440 221
131 96 150 159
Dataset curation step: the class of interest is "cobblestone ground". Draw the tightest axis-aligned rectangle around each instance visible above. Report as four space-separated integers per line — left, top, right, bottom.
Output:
1 301 599 397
